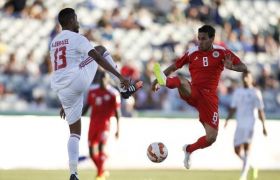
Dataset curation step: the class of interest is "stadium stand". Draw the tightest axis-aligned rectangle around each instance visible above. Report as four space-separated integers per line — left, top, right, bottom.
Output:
0 0 279 117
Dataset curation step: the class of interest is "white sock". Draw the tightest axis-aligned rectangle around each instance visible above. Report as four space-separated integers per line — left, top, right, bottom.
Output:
68 134 80 175
241 153 250 178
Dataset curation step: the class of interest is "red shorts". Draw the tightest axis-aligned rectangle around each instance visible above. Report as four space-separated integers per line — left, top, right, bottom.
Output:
178 84 219 129
88 128 109 146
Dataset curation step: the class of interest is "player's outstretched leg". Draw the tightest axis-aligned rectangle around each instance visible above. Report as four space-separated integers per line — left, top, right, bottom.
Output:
182 144 191 169
153 63 188 91
153 63 166 86
120 80 143 99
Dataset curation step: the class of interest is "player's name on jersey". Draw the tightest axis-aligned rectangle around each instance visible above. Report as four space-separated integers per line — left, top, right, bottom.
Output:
51 39 69 47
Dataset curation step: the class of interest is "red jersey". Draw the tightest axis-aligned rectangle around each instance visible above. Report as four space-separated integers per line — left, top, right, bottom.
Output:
87 84 120 131
175 45 241 91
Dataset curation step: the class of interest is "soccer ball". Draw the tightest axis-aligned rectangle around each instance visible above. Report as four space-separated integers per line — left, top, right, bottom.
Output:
147 142 168 163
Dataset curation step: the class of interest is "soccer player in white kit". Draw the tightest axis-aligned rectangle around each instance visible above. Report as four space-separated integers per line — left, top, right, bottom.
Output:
49 8 141 180
224 71 267 180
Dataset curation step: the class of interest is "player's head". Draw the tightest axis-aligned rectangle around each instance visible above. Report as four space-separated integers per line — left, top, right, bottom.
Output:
198 25 215 51
242 70 254 88
93 68 109 88
58 8 79 33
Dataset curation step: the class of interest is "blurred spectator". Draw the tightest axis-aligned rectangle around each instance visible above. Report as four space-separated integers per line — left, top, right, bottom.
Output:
120 11 143 30
3 53 23 75
49 23 61 42
121 62 140 80
27 0 47 20
39 54 52 75
0 83 5 98
167 5 186 24
257 64 273 90
24 51 40 77
101 22 114 41
253 34 266 53
111 8 122 28
239 33 254 52
226 31 243 52
3 0 27 18
30 88 47 110
265 35 278 56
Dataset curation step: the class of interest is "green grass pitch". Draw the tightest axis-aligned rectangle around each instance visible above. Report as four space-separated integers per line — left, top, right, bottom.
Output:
0 169 279 180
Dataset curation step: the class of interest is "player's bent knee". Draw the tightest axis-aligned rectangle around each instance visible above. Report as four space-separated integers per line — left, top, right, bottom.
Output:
206 133 217 144
234 149 240 156
178 77 191 96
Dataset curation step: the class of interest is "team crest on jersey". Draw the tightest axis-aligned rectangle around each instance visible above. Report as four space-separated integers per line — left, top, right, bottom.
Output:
212 51 219 58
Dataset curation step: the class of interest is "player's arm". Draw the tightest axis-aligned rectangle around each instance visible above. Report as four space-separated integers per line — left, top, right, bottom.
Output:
224 107 236 128
258 109 267 136
255 89 267 136
88 49 129 88
223 53 247 72
114 108 121 139
60 106 65 119
229 61 247 72
163 63 178 76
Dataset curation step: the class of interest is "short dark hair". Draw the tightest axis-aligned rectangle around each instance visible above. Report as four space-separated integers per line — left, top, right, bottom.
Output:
242 69 251 78
58 8 75 27
198 25 215 38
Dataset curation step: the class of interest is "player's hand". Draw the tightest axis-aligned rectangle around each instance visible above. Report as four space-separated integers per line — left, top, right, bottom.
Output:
224 120 229 128
119 76 130 89
263 127 268 136
60 107 66 119
223 54 233 69
151 80 160 92
115 131 119 139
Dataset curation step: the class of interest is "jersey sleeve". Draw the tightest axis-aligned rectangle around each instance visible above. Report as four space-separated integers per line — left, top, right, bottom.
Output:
225 49 241 65
255 89 264 110
230 90 238 108
175 52 190 69
76 35 94 55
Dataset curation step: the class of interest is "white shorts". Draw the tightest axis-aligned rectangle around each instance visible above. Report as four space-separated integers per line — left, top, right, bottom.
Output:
57 57 98 125
234 127 254 147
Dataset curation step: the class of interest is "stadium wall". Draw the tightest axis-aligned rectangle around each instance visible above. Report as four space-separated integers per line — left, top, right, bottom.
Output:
0 116 279 170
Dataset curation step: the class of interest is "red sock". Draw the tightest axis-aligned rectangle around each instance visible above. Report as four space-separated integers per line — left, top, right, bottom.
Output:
186 136 211 153
91 154 99 168
97 152 106 176
166 77 181 89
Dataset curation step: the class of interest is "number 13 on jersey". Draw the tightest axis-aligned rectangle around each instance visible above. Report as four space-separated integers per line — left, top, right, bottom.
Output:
54 46 67 70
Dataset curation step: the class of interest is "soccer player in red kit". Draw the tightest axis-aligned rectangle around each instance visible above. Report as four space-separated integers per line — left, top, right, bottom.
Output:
82 69 121 180
152 25 247 169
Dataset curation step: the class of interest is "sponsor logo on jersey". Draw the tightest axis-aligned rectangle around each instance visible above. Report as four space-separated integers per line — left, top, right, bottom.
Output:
194 56 199 60
212 51 219 58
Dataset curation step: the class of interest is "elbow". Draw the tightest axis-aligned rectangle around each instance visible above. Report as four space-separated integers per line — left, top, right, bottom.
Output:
88 49 101 63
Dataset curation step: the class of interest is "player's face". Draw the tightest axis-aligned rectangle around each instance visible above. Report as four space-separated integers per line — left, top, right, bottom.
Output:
72 14 79 33
243 73 253 87
198 32 214 51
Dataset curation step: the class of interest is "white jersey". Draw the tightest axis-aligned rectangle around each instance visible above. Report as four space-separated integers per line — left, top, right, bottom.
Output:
50 30 94 91
230 87 264 129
